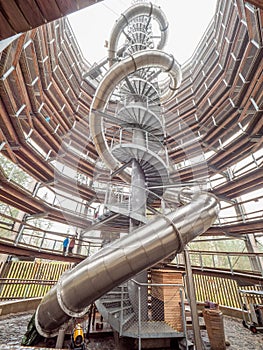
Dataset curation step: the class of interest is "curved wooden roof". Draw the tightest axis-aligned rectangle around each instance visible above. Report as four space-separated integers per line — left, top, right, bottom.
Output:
0 0 103 40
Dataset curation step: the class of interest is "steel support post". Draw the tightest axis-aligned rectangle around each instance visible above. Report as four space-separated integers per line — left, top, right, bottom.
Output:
55 326 65 349
138 285 142 350
184 248 204 350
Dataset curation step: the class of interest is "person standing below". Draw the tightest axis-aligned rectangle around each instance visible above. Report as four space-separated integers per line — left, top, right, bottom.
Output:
63 236 69 255
68 236 76 255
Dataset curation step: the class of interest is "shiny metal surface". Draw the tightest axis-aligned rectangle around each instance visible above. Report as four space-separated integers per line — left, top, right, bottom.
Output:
89 49 181 182
35 191 219 336
130 159 146 221
163 186 199 205
34 2 219 339
108 3 168 66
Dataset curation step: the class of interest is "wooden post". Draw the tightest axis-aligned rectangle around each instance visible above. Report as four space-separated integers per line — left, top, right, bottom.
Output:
151 269 183 331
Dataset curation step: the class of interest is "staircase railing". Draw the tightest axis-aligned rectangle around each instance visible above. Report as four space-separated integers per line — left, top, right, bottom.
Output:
124 279 188 350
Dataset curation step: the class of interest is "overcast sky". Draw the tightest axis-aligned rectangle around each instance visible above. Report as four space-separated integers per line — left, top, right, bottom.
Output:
68 0 217 64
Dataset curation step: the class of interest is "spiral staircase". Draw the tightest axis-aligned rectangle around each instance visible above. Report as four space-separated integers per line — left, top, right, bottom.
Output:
23 2 219 349
89 2 208 346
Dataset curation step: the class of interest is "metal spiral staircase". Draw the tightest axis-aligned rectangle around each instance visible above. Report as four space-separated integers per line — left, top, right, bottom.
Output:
91 2 196 345
23 2 219 348
94 4 172 208
89 2 174 235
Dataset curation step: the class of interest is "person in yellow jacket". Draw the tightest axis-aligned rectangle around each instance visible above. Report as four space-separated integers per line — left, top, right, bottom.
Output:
71 323 86 350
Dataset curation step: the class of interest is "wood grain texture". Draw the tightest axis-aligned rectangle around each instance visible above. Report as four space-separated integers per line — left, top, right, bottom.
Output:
16 0 46 28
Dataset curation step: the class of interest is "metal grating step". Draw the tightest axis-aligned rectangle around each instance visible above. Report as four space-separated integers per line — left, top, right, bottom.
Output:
122 321 185 338
108 304 133 315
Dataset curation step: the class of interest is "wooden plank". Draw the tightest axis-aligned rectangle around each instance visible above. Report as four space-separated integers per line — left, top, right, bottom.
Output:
151 270 183 331
35 0 61 22
0 12 16 39
0 0 30 34
13 34 27 68
0 262 12 299
55 0 78 15
16 0 45 29
10 262 21 298
0 99 19 143
246 0 263 10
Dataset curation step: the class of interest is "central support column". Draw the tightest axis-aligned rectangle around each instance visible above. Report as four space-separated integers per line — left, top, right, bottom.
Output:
129 127 147 231
130 158 146 231
128 131 148 322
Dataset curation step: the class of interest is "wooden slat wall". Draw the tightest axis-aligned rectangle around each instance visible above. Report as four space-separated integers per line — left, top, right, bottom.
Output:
0 260 262 309
151 270 184 331
0 260 71 300
194 274 241 308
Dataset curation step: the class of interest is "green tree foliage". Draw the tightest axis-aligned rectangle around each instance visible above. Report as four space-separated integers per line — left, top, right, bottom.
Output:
0 154 56 245
0 153 33 188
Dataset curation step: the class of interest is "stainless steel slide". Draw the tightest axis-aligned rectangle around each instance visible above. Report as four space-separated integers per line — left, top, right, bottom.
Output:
35 191 219 337
108 2 169 66
28 2 220 341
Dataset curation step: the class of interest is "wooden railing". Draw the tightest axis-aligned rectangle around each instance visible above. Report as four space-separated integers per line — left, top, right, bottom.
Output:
1 253 262 310
194 273 263 309
0 260 71 300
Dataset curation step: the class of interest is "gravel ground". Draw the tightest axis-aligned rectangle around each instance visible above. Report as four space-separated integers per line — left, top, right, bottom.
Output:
0 312 262 349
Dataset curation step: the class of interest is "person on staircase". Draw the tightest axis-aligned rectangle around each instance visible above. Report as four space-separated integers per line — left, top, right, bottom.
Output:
68 236 76 255
63 236 69 255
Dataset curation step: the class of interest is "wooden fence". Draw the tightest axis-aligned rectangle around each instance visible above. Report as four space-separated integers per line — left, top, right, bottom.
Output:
195 273 263 307
194 274 240 308
0 260 262 310
0 260 71 300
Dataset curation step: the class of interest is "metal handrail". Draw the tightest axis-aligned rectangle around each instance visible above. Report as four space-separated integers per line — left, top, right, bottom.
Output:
94 178 175 217
0 234 101 258
128 279 187 350
130 279 184 288
172 250 263 277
